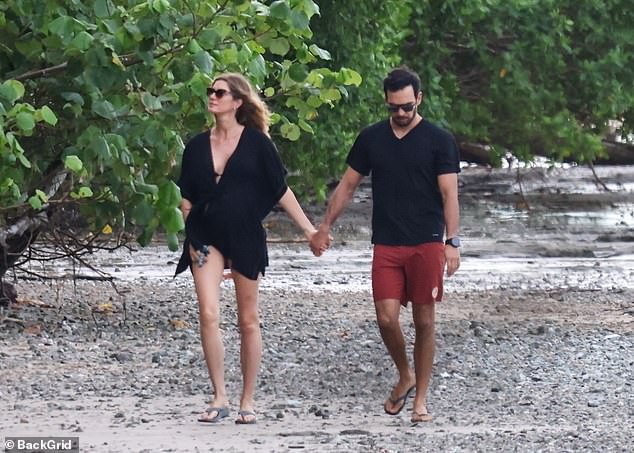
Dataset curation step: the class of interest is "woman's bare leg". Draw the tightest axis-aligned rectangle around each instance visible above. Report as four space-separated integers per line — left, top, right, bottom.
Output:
232 270 261 423
192 245 228 419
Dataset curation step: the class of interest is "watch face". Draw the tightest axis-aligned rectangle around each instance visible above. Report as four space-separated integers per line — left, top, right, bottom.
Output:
446 237 461 247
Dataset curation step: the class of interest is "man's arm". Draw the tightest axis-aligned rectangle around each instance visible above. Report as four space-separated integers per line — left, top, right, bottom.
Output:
438 173 460 276
310 167 364 255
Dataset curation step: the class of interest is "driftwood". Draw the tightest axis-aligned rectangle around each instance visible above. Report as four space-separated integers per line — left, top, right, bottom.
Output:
459 140 634 166
595 140 634 165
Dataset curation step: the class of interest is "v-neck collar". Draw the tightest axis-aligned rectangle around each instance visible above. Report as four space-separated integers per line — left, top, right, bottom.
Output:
389 117 424 141
208 127 246 185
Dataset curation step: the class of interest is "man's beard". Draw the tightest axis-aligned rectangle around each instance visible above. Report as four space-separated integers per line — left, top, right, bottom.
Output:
392 112 416 128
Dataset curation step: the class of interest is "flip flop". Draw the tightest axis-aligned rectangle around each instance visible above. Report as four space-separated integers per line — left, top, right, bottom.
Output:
235 410 256 425
384 385 415 415
198 406 229 423
411 411 433 423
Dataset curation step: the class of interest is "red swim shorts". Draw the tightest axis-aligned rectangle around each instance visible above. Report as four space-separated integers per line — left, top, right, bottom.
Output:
372 242 445 306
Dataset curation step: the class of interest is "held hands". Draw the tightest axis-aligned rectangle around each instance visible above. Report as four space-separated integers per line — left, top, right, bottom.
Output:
308 224 332 257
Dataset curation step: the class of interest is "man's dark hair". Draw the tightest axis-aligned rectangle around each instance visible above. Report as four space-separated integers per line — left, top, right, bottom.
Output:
383 66 421 96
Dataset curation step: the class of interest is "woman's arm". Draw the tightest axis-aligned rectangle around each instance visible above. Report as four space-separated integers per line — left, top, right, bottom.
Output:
277 187 317 240
180 198 192 221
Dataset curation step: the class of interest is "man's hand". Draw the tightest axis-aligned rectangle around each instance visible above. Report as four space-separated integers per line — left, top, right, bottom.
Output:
445 245 460 277
310 224 332 256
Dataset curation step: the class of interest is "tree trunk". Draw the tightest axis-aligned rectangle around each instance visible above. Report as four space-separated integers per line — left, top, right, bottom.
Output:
595 140 634 165
0 166 68 282
458 140 634 166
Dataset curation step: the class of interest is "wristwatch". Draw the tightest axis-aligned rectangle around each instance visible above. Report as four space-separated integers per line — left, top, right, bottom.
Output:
445 237 461 248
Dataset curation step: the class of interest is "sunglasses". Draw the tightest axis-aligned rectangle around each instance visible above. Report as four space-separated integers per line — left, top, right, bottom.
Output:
207 87 232 98
386 102 416 113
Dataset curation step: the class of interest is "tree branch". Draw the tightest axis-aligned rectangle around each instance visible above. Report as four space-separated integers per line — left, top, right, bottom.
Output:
14 62 69 81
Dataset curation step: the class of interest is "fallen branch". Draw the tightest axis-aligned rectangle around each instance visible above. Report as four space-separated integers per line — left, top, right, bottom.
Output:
0 316 25 325
15 272 114 282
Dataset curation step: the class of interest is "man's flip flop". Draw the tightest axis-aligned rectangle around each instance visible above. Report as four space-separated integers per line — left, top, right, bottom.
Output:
384 385 415 415
235 410 256 424
198 406 229 423
411 411 433 423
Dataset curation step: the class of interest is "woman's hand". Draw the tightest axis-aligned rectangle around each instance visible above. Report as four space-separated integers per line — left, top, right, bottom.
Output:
189 244 209 268
309 225 332 257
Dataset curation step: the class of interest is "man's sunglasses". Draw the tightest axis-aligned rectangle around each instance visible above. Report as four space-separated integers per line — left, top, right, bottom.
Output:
386 102 416 113
207 87 232 98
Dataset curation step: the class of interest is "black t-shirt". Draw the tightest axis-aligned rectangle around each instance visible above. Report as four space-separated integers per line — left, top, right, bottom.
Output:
346 119 460 245
175 127 288 279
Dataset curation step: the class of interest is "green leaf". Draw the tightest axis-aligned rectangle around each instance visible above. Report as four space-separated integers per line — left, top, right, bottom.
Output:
299 0 320 17
141 92 162 111
94 0 114 18
136 182 159 196
16 112 35 131
309 44 331 60
166 232 179 252
288 63 308 82
298 119 314 134
17 153 32 169
94 136 110 159
64 155 83 172
270 1 292 20
15 39 42 58
92 100 117 119
158 181 182 208
48 17 73 40
70 31 93 51
0 80 19 104
197 29 221 48
193 51 214 73
339 68 362 86
269 38 290 56
187 39 203 54
78 186 93 198
132 199 154 226
320 88 342 102
61 92 84 106
160 206 185 233
35 189 49 203
247 54 267 82
291 11 310 30
306 95 322 108
264 87 275 97
280 123 301 141
10 80 25 100
40 106 58 125
28 195 42 210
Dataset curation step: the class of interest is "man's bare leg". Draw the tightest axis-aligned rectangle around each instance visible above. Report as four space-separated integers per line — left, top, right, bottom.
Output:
411 302 435 421
375 298 416 414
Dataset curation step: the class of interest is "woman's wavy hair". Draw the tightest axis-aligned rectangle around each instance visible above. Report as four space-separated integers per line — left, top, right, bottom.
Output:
213 73 271 136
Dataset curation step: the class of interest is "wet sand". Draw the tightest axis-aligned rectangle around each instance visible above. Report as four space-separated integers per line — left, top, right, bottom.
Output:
1 165 633 452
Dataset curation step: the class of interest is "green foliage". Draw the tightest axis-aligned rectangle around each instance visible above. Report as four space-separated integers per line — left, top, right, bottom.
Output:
275 0 412 199
0 0 359 249
403 0 634 165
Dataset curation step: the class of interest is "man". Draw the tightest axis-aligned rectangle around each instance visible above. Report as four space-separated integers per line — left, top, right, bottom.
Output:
310 66 461 423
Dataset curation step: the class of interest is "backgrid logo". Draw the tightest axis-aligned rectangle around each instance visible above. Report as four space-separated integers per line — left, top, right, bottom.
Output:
4 437 79 453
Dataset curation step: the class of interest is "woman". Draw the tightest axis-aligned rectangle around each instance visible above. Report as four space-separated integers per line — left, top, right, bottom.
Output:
175 73 320 425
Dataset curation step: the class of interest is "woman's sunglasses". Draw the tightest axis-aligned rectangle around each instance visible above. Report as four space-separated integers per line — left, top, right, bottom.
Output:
207 87 232 98
386 102 416 113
